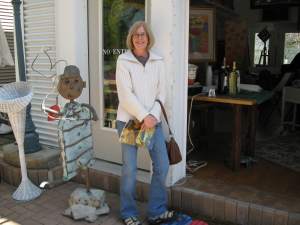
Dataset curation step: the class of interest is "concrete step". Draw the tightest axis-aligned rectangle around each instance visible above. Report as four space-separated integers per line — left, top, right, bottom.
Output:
72 168 300 225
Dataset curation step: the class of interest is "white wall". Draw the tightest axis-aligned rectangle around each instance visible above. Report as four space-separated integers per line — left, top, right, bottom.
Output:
55 0 89 104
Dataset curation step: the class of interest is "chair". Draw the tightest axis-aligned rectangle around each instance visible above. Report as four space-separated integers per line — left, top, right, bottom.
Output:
281 86 300 130
261 72 294 125
273 72 293 93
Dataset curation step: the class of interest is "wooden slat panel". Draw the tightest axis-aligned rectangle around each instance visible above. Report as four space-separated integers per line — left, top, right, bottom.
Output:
0 0 14 31
23 0 58 147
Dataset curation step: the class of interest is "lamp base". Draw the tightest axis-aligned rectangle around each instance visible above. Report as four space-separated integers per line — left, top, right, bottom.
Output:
12 179 42 201
24 104 41 154
24 131 41 154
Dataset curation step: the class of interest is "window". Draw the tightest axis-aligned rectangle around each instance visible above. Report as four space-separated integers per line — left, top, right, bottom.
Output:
0 0 15 123
283 33 300 64
0 0 15 84
0 0 14 31
254 32 270 66
102 0 145 129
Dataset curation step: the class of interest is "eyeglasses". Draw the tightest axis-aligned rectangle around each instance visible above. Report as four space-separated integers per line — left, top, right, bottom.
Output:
133 32 147 39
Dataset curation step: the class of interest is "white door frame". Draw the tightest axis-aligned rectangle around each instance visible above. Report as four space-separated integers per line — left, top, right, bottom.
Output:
88 0 152 171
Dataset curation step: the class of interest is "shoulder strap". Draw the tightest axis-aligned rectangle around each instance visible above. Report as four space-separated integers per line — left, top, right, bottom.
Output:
155 100 173 136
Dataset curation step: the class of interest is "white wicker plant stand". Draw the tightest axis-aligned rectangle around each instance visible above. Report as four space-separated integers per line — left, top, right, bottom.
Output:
0 82 42 201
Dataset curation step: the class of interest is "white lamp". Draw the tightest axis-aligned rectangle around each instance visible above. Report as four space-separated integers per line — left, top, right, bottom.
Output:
0 82 42 201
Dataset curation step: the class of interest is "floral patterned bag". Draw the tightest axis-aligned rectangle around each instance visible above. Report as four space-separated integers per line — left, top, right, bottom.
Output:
119 119 155 148
119 119 142 146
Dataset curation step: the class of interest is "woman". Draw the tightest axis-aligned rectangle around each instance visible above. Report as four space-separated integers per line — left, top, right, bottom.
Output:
115 21 175 225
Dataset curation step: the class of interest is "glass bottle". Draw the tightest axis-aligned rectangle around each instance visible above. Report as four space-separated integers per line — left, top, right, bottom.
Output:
206 64 213 86
236 70 240 93
229 61 237 95
218 57 228 94
223 75 228 94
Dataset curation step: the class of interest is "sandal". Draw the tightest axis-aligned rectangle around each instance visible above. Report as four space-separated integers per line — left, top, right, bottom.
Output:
123 216 142 225
148 210 177 225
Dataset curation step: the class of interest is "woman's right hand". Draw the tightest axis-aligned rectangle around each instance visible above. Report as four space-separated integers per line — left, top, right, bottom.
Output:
141 114 157 130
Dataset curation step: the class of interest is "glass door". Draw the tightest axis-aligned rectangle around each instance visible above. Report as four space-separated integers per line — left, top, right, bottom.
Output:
102 0 145 128
88 0 150 170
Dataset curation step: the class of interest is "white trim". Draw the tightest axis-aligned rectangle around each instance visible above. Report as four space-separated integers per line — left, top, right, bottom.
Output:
145 0 151 24
54 0 89 104
98 0 105 129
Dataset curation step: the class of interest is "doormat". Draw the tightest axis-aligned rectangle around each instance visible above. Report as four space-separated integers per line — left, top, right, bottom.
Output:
256 132 300 172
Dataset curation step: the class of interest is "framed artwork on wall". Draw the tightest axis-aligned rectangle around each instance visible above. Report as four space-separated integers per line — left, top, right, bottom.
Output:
189 7 216 62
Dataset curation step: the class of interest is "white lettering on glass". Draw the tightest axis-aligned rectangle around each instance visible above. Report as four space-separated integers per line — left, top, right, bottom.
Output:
102 49 127 55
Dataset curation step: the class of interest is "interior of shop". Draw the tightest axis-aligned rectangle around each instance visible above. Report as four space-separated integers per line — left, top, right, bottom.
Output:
186 0 300 212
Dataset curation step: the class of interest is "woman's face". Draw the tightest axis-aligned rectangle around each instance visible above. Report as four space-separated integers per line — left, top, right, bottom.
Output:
132 26 148 51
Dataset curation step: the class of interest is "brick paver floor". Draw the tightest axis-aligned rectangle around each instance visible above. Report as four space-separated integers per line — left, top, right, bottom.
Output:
0 182 236 225
0 182 147 225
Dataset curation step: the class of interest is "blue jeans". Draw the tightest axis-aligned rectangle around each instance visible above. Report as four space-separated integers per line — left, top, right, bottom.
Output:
116 120 169 219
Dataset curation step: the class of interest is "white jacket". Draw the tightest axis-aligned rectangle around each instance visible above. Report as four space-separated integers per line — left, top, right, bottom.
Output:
116 50 166 123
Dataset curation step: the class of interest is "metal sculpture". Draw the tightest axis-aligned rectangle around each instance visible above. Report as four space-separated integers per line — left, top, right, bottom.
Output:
32 49 109 221
43 65 98 182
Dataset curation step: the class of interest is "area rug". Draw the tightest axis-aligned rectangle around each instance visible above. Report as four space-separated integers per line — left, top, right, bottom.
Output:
256 132 300 173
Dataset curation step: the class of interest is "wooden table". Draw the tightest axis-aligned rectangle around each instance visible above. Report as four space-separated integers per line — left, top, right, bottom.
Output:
190 91 272 170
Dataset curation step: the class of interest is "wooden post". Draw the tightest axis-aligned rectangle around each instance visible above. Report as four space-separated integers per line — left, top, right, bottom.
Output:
232 105 241 170
245 105 257 156
248 106 257 157
86 167 91 193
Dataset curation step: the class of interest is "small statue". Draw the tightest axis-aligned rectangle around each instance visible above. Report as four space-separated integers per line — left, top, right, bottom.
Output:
42 65 110 222
32 49 110 221
51 65 98 182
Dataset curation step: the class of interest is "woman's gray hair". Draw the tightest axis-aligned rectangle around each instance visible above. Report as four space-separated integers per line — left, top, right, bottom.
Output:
126 21 155 50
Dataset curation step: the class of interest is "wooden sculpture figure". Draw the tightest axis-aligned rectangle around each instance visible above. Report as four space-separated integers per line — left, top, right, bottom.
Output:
31 47 110 221
55 65 98 182
44 65 109 222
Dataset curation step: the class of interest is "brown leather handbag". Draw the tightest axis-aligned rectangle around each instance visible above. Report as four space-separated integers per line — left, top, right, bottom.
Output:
156 100 182 165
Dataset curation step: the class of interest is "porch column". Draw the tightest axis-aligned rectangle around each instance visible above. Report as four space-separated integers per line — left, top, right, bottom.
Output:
150 0 189 185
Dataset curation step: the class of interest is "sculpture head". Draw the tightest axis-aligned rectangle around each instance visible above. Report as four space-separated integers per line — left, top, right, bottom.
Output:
57 65 86 100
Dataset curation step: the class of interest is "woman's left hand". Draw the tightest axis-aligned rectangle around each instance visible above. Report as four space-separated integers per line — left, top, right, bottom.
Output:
141 114 157 130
